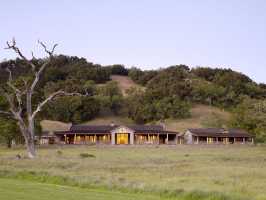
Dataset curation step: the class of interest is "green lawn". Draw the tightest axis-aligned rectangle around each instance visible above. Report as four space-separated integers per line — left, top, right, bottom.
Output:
0 145 266 200
0 178 166 200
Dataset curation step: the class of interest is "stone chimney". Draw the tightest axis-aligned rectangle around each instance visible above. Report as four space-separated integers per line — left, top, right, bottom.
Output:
160 120 166 130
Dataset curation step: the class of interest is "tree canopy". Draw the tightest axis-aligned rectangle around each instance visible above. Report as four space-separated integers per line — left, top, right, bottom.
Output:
1 55 266 142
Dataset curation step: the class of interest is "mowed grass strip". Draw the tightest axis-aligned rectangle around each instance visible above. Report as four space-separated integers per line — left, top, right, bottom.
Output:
0 178 166 200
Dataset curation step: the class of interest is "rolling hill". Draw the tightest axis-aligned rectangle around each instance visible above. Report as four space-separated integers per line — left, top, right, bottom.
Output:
41 104 231 133
41 75 231 133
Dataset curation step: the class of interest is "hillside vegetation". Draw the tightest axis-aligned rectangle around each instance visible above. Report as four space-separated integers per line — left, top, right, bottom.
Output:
111 75 144 96
165 104 230 132
41 104 230 133
1 56 266 144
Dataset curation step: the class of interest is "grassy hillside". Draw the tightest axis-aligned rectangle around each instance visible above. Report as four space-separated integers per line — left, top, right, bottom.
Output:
165 104 230 132
1 146 265 200
40 76 231 132
41 104 231 132
40 120 71 132
83 115 134 125
111 75 144 96
83 104 231 132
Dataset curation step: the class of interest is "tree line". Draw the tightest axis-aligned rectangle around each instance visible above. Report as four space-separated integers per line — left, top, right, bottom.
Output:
128 65 266 141
1 54 266 150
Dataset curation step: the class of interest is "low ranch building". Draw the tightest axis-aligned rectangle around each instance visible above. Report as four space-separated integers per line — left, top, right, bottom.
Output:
52 124 182 145
38 126 254 145
184 128 254 144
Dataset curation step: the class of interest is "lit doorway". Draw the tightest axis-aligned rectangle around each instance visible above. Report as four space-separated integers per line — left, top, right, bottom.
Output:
116 133 129 144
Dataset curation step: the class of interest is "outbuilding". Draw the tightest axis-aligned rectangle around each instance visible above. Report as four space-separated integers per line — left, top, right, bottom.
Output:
184 128 254 144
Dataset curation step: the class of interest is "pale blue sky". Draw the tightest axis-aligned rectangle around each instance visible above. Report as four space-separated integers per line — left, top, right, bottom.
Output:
1 0 265 83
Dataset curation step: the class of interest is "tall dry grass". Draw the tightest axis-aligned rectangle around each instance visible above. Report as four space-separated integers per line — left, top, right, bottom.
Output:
0 145 265 199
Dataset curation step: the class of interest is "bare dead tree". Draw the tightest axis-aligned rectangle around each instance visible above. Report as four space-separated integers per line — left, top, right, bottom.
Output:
0 38 82 158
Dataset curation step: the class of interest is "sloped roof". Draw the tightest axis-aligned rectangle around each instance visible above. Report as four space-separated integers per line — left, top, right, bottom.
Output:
54 124 178 134
128 125 164 132
70 125 116 133
187 128 224 136
227 129 253 137
187 128 253 137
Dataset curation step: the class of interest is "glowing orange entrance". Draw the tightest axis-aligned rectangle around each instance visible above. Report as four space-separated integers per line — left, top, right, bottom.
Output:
116 133 129 144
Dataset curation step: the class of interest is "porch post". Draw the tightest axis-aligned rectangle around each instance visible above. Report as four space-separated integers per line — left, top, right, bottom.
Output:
251 137 254 144
64 134 67 144
130 132 134 145
166 134 168 144
234 137 236 144
111 132 115 145
196 136 199 144
74 134 76 144
242 137 245 144
216 137 219 144
157 133 159 144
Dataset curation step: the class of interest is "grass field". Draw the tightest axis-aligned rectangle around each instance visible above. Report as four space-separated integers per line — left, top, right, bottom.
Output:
0 145 266 200
0 178 168 200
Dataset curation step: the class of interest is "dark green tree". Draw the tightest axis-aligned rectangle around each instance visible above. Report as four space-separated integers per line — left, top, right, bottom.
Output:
96 81 124 115
0 118 19 148
230 98 266 142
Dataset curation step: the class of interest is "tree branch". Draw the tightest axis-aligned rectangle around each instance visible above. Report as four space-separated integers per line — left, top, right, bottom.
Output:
0 110 16 120
38 40 58 56
30 40 58 92
5 38 36 71
4 93 22 117
6 67 21 93
5 67 23 113
30 62 48 92
31 91 83 120
0 110 12 116
31 51 36 60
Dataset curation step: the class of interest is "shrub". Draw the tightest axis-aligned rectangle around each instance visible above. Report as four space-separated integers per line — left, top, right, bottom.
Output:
79 153 95 158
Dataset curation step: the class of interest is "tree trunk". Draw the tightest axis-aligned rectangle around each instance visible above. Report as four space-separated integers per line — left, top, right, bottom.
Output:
27 119 36 159
26 139 36 159
17 119 37 159
7 139 12 148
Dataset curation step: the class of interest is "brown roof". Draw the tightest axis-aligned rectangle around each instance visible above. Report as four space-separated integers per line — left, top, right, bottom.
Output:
129 125 170 133
187 128 253 138
70 125 115 133
227 129 253 137
55 124 178 135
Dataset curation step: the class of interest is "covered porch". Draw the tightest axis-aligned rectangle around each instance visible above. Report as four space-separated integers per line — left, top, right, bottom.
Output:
62 133 111 145
192 136 254 144
134 133 180 145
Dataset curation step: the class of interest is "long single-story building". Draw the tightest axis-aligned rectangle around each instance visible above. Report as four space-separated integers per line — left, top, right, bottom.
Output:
51 124 182 145
38 125 254 145
184 128 254 144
